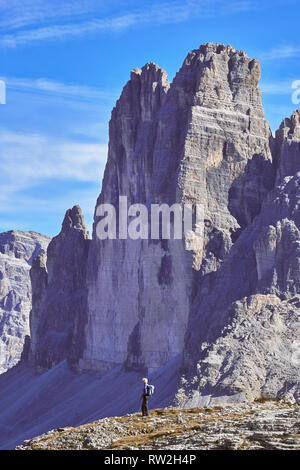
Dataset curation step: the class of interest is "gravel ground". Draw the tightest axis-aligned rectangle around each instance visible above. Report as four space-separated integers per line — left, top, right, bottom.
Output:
16 400 300 450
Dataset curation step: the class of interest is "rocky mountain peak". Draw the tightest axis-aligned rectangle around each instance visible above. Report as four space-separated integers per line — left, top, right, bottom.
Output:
0 231 50 373
278 108 300 139
170 42 262 116
272 108 300 183
78 43 274 375
62 205 89 234
0 230 50 264
28 206 90 372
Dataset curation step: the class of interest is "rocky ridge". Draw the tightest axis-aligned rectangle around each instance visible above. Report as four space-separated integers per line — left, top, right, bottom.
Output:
16 401 300 450
0 231 50 374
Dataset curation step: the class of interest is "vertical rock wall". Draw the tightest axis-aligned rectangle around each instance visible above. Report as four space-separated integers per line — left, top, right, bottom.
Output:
28 206 90 372
79 44 273 374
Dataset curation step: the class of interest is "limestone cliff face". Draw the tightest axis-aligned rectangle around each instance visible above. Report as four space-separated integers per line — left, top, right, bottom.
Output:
0 231 50 373
23 45 300 405
182 294 300 406
28 206 90 372
272 109 300 184
78 43 273 374
182 147 300 404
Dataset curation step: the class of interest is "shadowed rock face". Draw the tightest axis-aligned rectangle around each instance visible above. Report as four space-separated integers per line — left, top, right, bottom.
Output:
79 43 273 374
0 231 50 374
28 206 90 373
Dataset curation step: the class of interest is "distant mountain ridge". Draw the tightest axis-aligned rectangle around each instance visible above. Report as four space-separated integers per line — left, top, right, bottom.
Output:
0 230 50 373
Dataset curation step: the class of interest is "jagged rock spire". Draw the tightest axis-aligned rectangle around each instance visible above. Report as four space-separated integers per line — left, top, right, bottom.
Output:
272 108 300 183
28 206 90 372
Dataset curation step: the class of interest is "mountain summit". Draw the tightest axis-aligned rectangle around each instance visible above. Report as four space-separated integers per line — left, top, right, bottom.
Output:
27 43 300 402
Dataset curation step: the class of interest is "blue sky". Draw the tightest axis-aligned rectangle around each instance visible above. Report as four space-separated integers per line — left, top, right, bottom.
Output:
0 0 299 237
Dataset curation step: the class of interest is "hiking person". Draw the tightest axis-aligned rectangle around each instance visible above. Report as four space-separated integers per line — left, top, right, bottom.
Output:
140 378 155 416
140 377 151 417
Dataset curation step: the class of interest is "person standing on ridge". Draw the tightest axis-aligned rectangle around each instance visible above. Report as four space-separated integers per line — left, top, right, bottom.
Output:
141 377 149 417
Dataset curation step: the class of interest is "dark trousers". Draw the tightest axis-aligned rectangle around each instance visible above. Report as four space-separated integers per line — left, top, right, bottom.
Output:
142 395 149 416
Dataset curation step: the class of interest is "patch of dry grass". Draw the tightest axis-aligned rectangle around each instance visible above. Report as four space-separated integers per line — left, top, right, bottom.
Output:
254 396 278 404
105 407 254 450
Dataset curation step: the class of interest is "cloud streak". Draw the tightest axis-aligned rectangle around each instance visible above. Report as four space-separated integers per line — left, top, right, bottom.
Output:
260 45 300 61
260 80 296 95
1 75 118 103
0 0 109 31
0 0 276 48
0 128 108 188
0 127 107 233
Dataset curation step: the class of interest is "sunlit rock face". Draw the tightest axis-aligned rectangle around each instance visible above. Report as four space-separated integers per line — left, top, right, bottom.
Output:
79 43 273 374
182 171 300 405
0 230 50 374
179 108 300 404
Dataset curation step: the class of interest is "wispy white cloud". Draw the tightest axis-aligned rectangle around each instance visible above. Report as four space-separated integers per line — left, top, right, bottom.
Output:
0 219 27 231
0 127 106 233
0 185 98 234
260 45 300 61
0 0 276 48
0 128 108 189
0 75 118 103
0 0 110 31
0 73 113 230
0 13 148 47
260 80 296 95
0 186 98 216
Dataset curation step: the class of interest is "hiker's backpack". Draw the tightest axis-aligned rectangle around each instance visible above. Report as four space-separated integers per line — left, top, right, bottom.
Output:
147 384 155 396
